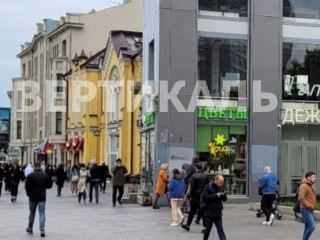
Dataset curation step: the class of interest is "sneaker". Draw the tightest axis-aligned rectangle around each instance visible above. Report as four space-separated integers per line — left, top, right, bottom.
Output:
170 222 179 227
267 214 275 225
262 221 268 225
40 230 45 238
181 224 190 231
152 206 160 209
26 228 33 234
179 216 185 225
195 219 200 224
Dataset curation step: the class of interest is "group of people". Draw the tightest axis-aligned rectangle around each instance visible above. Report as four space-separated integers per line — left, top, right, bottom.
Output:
258 166 318 240
153 157 228 240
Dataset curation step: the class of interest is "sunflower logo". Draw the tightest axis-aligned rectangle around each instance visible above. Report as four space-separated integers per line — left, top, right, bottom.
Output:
214 134 226 146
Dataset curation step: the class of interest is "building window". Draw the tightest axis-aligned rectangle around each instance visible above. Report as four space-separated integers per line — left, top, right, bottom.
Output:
197 125 247 195
56 112 62 135
16 121 21 140
108 67 121 122
53 44 59 58
56 74 64 94
62 40 67 57
17 91 22 110
27 60 32 78
199 0 248 17
283 42 320 102
22 64 26 78
198 37 248 104
108 134 119 169
283 0 320 20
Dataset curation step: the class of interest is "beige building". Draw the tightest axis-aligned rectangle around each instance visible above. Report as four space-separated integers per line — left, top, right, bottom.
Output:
10 0 143 165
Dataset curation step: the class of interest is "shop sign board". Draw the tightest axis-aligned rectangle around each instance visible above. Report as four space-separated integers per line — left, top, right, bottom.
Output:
198 107 247 121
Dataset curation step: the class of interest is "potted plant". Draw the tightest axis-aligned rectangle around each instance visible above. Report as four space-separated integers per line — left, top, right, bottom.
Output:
137 190 152 206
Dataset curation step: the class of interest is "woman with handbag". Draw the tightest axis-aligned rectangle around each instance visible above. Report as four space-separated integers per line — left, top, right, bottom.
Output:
70 165 79 195
78 164 88 204
153 163 169 209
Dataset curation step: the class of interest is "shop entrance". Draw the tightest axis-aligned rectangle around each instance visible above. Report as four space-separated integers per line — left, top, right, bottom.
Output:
280 142 320 196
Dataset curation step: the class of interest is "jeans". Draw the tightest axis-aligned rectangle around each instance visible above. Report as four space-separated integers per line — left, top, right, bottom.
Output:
28 201 46 230
89 180 99 203
261 194 275 221
204 216 226 240
112 185 124 205
301 208 316 240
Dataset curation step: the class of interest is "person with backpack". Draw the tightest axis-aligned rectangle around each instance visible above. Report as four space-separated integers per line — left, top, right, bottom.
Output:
298 171 317 240
202 175 227 240
168 169 185 226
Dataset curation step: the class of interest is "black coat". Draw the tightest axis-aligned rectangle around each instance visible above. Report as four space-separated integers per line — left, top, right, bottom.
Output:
55 167 66 186
99 165 110 180
0 166 4 181
202 182 227 218
190 171 209 200
90 164 100 180
11 166 21 184
25 169 52 202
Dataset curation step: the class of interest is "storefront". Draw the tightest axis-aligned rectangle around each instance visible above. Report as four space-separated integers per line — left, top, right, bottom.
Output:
139 112 155 193
197 107 248 196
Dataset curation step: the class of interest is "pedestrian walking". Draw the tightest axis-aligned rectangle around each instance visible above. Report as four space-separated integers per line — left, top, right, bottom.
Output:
78 164 88 204
24 162 33 178
298 171 317 240
153 163 169 209
202 175 227 240
258 166 278 226
99 162 110 193
10 160 21 203
70 165 79 195
55 164 65 197
88 159 100 204
25 161 53 238
181 164 208 232
4 160 13 192
0 163 4 197
112 158 128 207
168 169 185 226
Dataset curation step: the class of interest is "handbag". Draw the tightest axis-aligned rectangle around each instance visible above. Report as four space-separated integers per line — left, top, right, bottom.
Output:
71 175 79 182
181 199 190 214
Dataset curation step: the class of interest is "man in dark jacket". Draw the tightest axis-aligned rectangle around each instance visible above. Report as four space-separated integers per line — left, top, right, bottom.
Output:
55 164 65 197
25 161 53 238
4 160 12 192
10 160 21 203
112 158 128 207
89 159 100 204
0 163 4 197
182 164 208 232
202 175 227 240
99 162 110 193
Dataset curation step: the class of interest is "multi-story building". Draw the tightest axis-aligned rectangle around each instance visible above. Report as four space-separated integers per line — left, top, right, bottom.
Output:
101 30 142 175
11 0 143 165
143 0 320 200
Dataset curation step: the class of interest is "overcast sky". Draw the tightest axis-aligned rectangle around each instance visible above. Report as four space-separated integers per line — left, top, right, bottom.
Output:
0 0 124 108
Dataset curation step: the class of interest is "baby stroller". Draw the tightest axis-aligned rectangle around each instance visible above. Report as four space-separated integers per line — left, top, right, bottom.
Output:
256 190 283 220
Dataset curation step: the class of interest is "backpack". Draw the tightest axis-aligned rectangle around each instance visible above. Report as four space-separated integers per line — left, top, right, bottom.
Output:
200 182 213 210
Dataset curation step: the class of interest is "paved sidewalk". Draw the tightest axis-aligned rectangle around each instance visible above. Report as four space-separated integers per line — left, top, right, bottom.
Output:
0 182 317 240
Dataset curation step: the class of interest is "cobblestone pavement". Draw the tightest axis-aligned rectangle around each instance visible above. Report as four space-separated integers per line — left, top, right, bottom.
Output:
0 182 317 240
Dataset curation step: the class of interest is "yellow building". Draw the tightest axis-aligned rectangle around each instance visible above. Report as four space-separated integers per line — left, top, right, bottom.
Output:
101 31 142 175
65 49 106 166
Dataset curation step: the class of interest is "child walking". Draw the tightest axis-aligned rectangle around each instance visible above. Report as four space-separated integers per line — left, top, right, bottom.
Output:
168 168 185 226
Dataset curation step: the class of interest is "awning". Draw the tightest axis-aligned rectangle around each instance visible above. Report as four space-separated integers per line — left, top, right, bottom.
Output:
66 139 73 151
68 138 80 152
76 138 84 151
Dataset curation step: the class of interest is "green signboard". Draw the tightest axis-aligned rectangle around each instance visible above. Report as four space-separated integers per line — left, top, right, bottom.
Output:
197 107 248 121
142 112 155 126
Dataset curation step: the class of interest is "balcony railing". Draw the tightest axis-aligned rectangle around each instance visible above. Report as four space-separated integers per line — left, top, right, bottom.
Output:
199 0 248 18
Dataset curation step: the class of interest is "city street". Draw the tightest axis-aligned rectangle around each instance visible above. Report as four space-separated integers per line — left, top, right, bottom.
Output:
0 182 316 240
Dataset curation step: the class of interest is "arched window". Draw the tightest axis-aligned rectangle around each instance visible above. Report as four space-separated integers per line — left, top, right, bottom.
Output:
108 67 121 122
